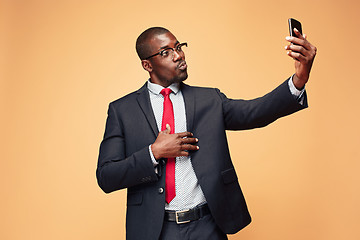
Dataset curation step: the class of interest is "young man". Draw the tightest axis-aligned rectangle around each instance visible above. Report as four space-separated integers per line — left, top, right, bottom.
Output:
97 27 316 240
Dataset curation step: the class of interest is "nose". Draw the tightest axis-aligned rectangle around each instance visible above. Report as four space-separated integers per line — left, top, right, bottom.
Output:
172 49 183 61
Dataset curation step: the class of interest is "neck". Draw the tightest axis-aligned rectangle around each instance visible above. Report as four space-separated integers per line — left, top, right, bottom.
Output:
149 78 172 88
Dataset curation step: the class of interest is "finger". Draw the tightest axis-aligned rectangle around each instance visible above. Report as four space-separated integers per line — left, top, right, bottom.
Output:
181 144 199 151
285 37 311 51
294 28 305 39
285 44 307 57
177 131 194 138
181 137 199 144
178 151 190 157
287 50 305 62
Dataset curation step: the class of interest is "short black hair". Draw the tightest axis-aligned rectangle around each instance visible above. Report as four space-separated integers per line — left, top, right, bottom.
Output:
136 27 170 60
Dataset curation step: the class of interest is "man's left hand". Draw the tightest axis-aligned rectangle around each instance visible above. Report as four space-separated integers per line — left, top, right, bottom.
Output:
285 28 317 90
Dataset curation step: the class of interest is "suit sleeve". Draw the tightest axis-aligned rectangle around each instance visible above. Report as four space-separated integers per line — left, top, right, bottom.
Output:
218 78 308 130
96 102 158 194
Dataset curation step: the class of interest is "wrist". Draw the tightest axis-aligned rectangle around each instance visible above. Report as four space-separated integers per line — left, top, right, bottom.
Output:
150 143 161 160
293 74 307 90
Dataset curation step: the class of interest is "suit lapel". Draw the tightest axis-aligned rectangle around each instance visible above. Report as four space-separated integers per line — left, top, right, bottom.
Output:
136 83 159 137
181 83 195 133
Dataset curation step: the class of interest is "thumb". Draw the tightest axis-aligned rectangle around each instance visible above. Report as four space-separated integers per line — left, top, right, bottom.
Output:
164 124 171 134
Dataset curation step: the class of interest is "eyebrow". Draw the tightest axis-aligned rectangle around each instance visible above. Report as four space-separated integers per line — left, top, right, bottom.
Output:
158 41 180 51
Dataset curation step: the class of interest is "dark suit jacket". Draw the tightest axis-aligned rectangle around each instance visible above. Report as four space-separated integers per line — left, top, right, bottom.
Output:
97 78 307 240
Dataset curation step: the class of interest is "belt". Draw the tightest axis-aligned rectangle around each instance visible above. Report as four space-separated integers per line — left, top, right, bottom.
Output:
164 204 210 224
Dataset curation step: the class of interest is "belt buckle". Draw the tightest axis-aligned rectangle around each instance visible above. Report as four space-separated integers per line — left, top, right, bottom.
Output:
175 209 190 224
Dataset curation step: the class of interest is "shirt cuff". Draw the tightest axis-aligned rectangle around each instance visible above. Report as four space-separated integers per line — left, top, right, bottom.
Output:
288 75 305 105
149 145 159 167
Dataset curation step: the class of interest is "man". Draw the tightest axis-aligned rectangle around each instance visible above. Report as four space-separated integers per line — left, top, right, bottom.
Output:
97 27 317 240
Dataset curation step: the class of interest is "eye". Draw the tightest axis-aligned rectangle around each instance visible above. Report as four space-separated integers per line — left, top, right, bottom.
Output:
160 49 170 57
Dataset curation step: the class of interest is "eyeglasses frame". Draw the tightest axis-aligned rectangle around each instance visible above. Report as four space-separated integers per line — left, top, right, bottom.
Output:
144 42 188 60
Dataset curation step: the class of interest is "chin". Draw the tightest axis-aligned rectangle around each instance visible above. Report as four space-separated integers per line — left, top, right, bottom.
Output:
176 72 188 83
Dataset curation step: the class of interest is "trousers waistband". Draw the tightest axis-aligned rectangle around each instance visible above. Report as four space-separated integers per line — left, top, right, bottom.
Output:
164 204 210 224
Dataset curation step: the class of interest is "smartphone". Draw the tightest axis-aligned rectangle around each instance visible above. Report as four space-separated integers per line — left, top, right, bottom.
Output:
288 18 303 37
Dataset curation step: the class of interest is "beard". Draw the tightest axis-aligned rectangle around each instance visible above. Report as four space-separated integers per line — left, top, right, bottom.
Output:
161 69 188 86
172 70 188 83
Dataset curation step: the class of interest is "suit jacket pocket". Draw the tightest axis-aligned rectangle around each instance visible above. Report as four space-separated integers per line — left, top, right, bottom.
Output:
127 191 143 206
221 168 238 185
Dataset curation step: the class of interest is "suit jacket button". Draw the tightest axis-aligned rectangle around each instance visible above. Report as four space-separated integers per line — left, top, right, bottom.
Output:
158 188 164 194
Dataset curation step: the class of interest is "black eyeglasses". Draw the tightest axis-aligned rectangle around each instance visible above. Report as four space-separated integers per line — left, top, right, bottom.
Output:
144 42 187 60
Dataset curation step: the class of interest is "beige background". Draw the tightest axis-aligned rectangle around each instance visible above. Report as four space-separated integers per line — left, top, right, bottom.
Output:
1 0 359 239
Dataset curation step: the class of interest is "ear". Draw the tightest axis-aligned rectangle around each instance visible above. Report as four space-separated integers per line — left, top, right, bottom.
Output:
141 60 152 73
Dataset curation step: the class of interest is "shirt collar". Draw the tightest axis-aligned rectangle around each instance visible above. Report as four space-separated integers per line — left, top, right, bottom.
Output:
147 79 180 95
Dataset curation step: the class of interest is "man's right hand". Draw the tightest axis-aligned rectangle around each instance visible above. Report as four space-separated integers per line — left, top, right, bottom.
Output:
151 124 199 160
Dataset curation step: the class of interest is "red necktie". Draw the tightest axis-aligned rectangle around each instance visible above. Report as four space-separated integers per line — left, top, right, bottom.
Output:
160 88 176 204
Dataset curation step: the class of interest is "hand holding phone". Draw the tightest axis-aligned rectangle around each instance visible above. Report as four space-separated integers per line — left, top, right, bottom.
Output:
285 18 317 90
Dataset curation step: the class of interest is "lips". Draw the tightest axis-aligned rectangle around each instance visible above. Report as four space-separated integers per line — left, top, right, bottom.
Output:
177 61 187 71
